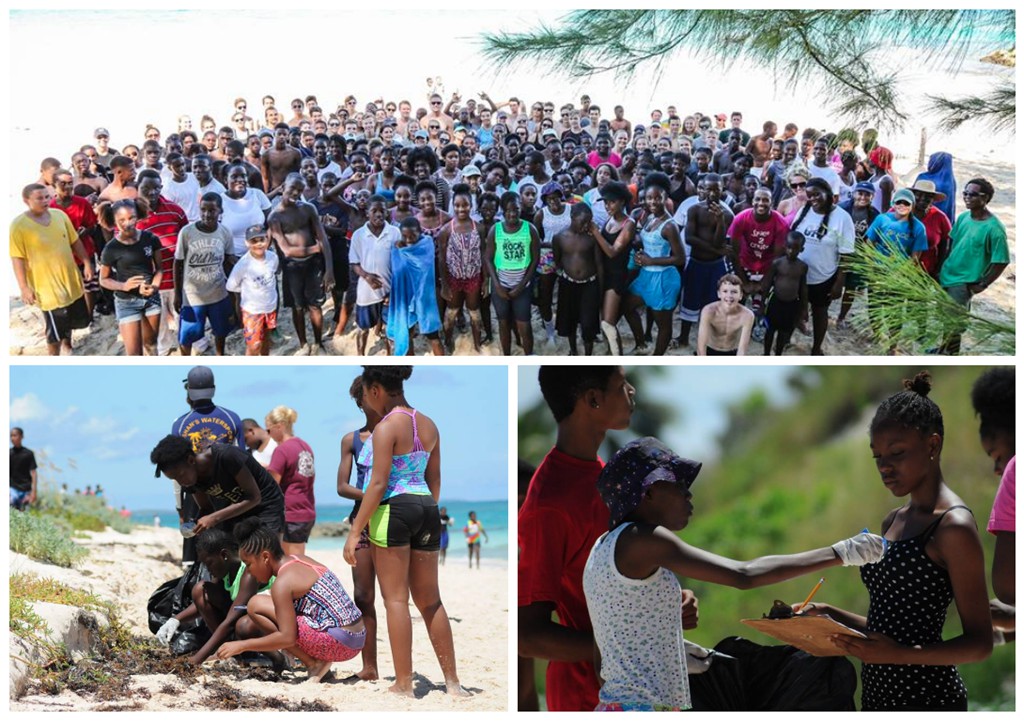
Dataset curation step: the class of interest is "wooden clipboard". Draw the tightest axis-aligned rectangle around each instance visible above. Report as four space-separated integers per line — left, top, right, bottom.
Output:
741 615 866 657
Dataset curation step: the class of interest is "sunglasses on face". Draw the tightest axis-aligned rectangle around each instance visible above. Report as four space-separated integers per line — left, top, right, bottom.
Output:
962 191 984 198
893 200 912 207
429 125 440 130
790 182 807 189
431 101 442 106
237 105 246 110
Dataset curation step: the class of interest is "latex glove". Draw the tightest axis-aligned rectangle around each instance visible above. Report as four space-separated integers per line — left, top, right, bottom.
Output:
684 640 713 675
832 531 886 566
156 617 180 646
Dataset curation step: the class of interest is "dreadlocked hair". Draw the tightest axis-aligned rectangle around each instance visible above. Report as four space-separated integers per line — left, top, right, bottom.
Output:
870 371 944 438
233 517 283 559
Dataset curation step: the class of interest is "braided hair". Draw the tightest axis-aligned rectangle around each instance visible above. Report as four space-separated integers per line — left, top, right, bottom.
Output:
870 371 944 438
792 177 835 243
233 517 283 559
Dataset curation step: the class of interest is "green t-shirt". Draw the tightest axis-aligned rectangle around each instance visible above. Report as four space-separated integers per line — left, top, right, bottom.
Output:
939 214 1009 288
223 561 274 600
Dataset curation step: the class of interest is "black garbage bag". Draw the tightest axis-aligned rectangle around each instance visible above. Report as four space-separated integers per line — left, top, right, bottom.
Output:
146 562 213 656
689 636 857 711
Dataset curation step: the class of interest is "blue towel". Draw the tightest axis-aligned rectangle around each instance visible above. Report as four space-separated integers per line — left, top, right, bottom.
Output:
387 235 442 355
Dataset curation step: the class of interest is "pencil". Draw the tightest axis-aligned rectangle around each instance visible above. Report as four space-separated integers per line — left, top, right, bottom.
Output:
798 578 825 613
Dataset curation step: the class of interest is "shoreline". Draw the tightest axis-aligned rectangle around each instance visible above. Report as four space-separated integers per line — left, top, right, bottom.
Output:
10 525 508 711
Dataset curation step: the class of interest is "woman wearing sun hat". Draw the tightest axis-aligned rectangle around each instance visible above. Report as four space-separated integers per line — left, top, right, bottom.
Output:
908 179 952 280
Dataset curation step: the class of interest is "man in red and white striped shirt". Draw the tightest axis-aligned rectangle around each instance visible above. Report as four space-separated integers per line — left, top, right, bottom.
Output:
137 170 188 355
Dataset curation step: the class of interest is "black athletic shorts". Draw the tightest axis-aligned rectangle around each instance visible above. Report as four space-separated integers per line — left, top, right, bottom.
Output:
284 519 315 544
282 254 326 309
807 272 839 308
368 494 441 551
43 295 90 344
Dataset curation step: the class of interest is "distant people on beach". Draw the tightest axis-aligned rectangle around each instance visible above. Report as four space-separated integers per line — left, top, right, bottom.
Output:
10 427 38 511
12 91 1005 355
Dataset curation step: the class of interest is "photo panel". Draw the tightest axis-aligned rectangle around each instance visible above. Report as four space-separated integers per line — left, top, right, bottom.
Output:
517 363 1014 711
9 363 508 711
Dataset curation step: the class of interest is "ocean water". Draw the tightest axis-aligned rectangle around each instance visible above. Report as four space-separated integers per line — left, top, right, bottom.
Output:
133 498 509 562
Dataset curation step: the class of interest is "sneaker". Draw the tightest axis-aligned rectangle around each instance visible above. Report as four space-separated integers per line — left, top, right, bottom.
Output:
293 344 310 356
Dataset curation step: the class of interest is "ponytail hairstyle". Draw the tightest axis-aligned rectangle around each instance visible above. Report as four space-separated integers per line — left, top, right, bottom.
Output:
233 517 284 560
265 405 298 433
97 197 148 231
870 371 944 438
361 365 413 395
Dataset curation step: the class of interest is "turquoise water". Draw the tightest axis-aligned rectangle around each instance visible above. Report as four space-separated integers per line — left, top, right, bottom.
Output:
133 498 508 561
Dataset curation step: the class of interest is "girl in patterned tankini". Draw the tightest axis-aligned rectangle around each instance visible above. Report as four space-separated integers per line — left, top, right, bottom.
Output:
343 365 469 698
214 517 364 684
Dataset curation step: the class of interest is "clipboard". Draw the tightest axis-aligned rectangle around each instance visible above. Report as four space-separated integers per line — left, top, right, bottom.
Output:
741 615 867 656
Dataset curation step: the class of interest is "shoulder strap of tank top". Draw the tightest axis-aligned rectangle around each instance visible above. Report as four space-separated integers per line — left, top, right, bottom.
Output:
279 554 326 576
380 407 425 451
921 504 972 544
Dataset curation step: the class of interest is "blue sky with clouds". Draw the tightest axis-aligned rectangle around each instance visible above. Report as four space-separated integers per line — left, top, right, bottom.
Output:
10 365 508 511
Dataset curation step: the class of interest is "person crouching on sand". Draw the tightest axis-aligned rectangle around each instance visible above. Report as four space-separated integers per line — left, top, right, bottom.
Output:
214 518 365 683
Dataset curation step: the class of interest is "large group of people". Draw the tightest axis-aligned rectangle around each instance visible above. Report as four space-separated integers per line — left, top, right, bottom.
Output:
149 365 467 695
11 90 1009 355
518 366 1014 711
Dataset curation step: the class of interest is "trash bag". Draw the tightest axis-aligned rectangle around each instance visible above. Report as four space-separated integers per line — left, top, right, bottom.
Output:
689 636 857 711
146 562 213 656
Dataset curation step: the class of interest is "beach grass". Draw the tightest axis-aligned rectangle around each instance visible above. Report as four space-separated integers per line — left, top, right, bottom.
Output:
10 512 88 568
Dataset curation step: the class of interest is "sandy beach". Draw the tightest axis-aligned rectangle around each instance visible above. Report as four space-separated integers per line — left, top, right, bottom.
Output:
10 525 508 712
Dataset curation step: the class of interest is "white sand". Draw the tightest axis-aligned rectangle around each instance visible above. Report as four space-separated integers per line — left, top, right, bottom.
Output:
10 525 508 712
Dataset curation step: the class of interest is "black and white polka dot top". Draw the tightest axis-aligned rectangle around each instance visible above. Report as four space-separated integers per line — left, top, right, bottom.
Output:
859 505 971 710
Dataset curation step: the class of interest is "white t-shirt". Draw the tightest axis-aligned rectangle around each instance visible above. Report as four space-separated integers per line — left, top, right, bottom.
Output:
793 204 856 285
583 523 691 711
220 188 272 256
316 161 343 183
349 222 401 306
226 250 279 313
251 437 278 467
807 164 842 197
163 173 202 222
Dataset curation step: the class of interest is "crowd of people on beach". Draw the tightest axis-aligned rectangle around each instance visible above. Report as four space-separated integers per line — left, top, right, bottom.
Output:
518 366 1015 711
144 365 469 694
11 89 1008 355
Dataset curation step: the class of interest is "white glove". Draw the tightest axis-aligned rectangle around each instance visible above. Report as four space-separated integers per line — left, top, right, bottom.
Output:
832 532 886 566
684 640 713 675
156 617 180 646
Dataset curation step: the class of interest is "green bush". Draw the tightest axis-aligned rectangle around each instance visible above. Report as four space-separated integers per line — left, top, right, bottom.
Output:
10 512 87 568
37 492 134 534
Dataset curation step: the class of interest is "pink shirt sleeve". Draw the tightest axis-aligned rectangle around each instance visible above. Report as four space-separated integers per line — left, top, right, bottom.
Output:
988 455 1015 534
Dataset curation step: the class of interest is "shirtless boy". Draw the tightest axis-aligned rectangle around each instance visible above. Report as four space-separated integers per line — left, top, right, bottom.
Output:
268 174 335 355
552 203 604 356
260 123 302 196
761 232 809 356
679 174 734 346
696 273 755 356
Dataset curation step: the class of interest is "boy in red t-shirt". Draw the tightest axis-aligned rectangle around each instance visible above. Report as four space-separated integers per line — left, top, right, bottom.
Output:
518 366 699 711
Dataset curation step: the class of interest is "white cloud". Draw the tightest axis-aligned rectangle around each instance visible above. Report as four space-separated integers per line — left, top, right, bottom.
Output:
10 393 49 422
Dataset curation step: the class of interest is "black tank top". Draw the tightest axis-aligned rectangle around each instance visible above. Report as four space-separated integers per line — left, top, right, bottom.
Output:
859 505 972 710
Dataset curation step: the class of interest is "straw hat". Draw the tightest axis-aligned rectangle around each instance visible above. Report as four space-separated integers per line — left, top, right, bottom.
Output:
909 178 947 202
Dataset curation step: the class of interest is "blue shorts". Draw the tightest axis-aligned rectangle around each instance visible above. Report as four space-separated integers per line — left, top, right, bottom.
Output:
10 488 30 510
114 293 161 323
179 295 235 344
356 301 388 330
491 282 533 323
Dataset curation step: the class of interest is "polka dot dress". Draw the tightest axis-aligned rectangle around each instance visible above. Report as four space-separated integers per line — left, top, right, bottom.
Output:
583 523 691 711
859 506 971 710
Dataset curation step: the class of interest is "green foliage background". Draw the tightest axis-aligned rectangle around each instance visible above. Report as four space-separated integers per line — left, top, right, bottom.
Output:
518 365 1014 710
